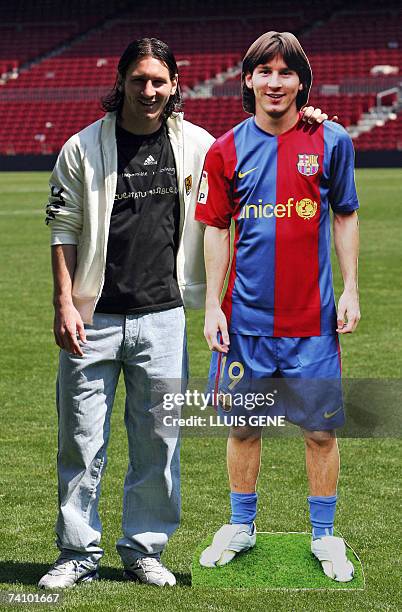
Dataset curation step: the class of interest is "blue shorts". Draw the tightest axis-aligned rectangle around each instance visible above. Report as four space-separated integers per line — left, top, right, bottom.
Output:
208 334 344 431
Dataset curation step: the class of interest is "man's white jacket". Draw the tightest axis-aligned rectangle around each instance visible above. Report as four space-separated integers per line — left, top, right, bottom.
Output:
46 111 214 323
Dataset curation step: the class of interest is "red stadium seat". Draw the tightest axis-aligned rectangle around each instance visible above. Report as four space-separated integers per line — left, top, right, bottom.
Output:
0 0 400 153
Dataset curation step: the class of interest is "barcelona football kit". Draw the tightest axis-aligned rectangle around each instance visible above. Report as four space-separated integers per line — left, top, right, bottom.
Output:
195 117 359 430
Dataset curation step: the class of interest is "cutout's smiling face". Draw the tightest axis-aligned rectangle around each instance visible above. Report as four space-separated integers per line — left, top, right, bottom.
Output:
245 54 302 120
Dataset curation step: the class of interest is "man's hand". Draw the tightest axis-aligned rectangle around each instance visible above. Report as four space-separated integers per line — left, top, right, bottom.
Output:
301 106 339 124
54 302 87 356
204 305 230 353
336 288 360 333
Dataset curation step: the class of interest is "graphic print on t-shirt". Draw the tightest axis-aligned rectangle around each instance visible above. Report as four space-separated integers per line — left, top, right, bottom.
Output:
96 123 182 315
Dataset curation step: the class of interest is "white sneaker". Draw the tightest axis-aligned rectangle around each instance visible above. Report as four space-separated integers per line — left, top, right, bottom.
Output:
38 557 99 589
200 523 256 567
311 535 355 582
123 557 176 586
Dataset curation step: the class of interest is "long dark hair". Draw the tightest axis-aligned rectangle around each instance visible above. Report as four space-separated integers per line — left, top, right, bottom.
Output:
101 38 183 121
242 31 312 113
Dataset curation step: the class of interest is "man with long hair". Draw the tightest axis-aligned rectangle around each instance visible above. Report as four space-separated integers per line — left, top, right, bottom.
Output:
196 31 360 582
40 36 328 589
40 37 214 588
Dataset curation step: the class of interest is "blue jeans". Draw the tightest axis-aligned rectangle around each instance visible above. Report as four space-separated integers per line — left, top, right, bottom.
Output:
55 307 187 567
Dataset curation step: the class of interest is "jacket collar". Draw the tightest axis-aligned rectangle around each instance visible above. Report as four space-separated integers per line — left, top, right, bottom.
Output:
166 112 184 147
101 112 117 149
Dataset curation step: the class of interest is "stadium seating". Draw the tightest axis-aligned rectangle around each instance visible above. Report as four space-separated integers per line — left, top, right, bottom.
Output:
3 54 241 91
0 95 390 154
184 99 248 138
0 1 400 155
183 95 380 139
0 24 84 67
353 115 402 150
0 0 118 69
307 95 377 128
0 101 103 154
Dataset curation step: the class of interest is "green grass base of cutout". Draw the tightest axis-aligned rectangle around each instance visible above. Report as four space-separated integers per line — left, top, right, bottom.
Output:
192 532 364 590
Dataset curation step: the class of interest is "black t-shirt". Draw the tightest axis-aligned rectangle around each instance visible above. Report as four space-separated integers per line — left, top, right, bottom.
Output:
96 123 183 315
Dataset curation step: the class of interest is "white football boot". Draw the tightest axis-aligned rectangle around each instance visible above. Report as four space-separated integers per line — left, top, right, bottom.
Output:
38 557 99 589
123 557 176 586
200 523 256 567
311 535 354 582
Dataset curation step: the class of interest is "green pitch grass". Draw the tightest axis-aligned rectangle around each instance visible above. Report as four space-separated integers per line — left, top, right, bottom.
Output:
192 532 364 589
0 169 401 611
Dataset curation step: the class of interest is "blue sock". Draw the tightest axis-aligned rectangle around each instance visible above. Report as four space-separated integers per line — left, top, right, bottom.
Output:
308 494 337 539
230 492 257 528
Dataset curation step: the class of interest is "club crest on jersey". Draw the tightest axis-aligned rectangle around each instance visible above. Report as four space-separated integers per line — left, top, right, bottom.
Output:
297 154 319 176
197 171 209 204
185 175 192 195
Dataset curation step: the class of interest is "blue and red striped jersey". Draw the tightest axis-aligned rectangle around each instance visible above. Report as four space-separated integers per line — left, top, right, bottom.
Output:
195 117 359 337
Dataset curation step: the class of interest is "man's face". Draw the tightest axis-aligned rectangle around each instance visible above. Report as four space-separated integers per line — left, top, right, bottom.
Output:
121 56 178 129
245 54 302 120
